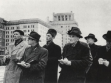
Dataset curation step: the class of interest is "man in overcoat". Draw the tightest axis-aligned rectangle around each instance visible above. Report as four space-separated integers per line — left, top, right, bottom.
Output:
58 27 92 83
97 31 111 83
18 31 48 83
43 29 61 83
3 30 28 83
85 33 100 83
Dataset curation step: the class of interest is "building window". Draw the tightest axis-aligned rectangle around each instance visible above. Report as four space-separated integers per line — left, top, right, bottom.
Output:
62 16 64 21
17 26 20 29
7 35 9 38
23 30 27 32
69 15 71 20
33 25 34 28
11 39 13 42
11 35 13 38
65 15 67 21
6 43 8 46
28 26 30 28
23 25 27 28
6 39 9 42
58 16 60 21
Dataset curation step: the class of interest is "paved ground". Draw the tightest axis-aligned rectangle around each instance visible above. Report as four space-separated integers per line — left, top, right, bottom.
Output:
0 66 5 83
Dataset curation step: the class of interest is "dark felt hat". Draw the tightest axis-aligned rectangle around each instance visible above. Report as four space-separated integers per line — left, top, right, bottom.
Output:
28 31 41 42
47 29 57 37
103 31 111 42
85 33 97 42
67 27 83 38
13 30 24 36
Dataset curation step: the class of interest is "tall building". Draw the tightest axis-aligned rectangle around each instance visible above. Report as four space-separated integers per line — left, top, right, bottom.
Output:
5 18 62 53
49 11 78 48
0 18 5 55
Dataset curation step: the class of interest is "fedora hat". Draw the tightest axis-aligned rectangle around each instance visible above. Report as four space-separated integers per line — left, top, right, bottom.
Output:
67 27 83 38
85 33 97 42
28 31 41 42
103 31 111 42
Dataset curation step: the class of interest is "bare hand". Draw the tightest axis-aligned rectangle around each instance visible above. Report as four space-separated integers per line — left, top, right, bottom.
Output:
103 60 109 67
25 63 31 68
98 58 104 65
58 58 71 66
17 61 26 67
17 61 30 68
58 59 64 64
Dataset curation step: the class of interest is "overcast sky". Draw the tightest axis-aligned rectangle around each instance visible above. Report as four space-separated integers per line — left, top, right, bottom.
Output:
0 0 111 45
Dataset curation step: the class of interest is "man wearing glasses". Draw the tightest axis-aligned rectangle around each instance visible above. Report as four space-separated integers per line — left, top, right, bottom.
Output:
17 31 48 83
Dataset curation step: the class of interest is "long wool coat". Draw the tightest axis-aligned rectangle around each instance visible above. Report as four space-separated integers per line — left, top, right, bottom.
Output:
86 44 100 83
96 46 111 83
43 42 61 83
58 41 92 83
19 44 48 83
3 41 28 83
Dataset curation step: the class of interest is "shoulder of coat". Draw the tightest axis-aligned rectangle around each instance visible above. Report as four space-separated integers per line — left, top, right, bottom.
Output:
40 47 48 52
63 43 71 48
53 43 61 49
21 41 30 47
79 41 89 48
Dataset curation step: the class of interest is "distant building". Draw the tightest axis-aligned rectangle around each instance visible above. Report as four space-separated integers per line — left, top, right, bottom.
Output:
5 18 62 53
49 11 78 48
0 18 5 55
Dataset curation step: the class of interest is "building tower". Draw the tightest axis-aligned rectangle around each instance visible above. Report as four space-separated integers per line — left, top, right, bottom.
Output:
49 11 78 48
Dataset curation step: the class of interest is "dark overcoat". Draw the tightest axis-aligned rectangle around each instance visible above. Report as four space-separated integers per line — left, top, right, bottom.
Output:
19 44 48 83
96 46 111 83
43 42 61 83
86 44 100 83
58 41 92 83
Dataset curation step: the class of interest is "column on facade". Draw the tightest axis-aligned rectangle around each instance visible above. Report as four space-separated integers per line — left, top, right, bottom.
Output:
64 15 65 21
60 15 63 21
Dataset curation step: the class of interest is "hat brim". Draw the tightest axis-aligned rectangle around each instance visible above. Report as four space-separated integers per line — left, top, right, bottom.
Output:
28 34 41 42
103 34 111 42
85 36 97 42
28 34 35 39
67 32 83 38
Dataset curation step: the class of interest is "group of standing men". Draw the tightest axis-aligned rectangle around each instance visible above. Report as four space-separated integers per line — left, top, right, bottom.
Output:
3 26 111 83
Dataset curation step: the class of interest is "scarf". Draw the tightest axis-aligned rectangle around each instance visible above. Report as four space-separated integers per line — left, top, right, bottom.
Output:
15 38 23 46
106 42 111 51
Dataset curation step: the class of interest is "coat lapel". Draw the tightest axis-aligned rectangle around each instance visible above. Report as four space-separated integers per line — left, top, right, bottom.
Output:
11 41 25 53
25 45 41 62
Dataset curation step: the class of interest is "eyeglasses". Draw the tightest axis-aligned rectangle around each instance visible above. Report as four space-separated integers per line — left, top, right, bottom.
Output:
28 37 35 40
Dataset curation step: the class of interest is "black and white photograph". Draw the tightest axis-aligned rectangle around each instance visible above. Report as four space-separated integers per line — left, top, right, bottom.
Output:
0 0 111 83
